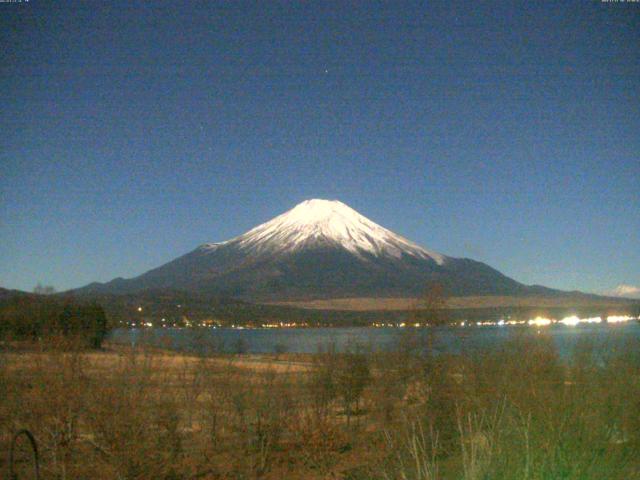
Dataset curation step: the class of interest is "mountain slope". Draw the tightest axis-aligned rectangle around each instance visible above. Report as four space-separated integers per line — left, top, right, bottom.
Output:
75 199 553 300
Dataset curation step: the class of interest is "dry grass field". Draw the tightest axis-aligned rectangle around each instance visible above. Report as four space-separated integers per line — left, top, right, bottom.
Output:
270 295 633 311
2 332 640 479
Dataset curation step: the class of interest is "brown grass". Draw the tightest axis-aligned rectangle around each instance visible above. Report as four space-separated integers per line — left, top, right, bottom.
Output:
268 295 632 311
1 333 639 479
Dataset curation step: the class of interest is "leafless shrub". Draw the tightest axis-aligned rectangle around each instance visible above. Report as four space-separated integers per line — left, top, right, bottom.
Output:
381 421 439 480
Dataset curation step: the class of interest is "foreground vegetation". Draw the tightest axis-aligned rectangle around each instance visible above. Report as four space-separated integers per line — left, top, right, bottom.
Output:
2 329 639 479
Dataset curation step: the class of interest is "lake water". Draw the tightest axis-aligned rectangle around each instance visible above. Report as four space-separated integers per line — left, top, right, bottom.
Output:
109 320 640 358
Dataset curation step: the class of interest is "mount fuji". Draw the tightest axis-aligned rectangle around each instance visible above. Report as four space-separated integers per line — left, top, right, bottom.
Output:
76 199 556 300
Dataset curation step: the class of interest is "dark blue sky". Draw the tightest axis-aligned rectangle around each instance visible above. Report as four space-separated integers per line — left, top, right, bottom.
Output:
1 0 638 294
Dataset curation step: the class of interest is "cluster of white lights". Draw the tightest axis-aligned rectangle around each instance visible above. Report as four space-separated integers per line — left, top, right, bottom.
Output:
558 316 582 326
457 315 637 328
607 315 635 323
558 316 603 326
368 314 638 329
528 317 553 327
261 321 308 328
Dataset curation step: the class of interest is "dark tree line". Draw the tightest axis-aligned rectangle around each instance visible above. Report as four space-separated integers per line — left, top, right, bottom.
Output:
0 294 109 348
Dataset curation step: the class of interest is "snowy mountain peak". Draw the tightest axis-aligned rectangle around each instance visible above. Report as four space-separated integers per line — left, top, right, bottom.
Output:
284 199 358 224
205 199 446 264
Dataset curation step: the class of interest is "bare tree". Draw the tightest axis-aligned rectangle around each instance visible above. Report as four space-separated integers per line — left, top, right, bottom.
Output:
412 282 449 327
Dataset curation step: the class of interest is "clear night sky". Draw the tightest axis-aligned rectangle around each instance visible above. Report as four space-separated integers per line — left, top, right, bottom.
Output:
1 1 638 295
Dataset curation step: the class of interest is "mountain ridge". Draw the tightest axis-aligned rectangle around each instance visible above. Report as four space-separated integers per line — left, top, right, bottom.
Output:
73 199 584 301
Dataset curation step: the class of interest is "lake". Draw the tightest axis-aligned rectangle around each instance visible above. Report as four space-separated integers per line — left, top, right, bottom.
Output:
109 319 640 357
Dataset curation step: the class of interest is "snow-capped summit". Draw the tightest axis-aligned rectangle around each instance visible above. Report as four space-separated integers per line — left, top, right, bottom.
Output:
207 199 445 264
